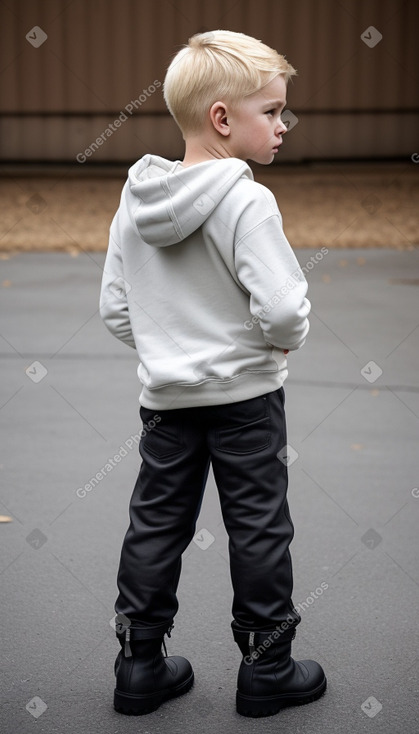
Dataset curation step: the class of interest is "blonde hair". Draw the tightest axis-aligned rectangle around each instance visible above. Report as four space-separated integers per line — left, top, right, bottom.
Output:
163 30 296 135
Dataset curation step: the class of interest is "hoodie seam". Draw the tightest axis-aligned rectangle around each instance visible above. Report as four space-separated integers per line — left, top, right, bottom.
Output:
143 366 279 392
109 231 121 250
160 179 184 240
234 214 282 251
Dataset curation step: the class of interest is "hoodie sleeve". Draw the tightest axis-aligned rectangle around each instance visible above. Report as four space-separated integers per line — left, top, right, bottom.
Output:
234 185 310 351
99 231 136 349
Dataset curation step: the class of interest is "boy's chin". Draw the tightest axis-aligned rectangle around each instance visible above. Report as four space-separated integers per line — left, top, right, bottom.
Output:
249 152 277 165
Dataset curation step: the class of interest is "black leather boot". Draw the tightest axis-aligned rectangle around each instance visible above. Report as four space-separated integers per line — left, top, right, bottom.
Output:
114 624 194 715
233 625 326 717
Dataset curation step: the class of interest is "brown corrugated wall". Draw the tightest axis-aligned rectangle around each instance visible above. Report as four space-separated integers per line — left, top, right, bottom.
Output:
0 0 418 162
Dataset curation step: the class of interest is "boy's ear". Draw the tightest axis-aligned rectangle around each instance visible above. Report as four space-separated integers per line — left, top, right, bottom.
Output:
209 101 230 137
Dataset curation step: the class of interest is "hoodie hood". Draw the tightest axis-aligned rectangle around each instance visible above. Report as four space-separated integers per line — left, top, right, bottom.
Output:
128 154 253 247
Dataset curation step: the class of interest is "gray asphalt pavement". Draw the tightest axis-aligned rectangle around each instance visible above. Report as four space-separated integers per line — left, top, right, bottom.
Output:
1 249 418 734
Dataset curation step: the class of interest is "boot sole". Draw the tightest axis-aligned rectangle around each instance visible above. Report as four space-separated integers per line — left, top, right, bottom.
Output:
236 674 327 717
114 671 194 715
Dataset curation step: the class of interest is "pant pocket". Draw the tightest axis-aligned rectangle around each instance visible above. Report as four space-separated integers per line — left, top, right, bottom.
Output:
214 396 271 455
142 420 185 459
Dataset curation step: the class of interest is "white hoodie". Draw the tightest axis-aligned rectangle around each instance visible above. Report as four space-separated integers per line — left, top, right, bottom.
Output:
100 154 310 410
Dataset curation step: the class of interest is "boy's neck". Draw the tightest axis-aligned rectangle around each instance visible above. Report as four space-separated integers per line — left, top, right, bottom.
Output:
181 136 238 168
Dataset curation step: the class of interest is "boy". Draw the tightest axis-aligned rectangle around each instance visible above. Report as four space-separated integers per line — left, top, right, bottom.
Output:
100 30 326 718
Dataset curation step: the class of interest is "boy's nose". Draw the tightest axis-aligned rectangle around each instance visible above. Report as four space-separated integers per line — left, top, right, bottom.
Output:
277 116 288 134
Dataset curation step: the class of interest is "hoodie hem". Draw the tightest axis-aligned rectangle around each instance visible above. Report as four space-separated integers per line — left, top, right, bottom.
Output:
138 371 287 411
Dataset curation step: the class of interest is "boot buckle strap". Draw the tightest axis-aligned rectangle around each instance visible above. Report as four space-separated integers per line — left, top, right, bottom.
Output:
249 632 256 657
124 627 132 658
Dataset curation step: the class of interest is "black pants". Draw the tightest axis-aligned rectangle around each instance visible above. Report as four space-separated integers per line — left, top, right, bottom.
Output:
115 387 301 636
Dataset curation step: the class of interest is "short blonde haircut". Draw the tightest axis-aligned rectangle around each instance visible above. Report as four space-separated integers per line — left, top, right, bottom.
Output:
163 30 296 135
